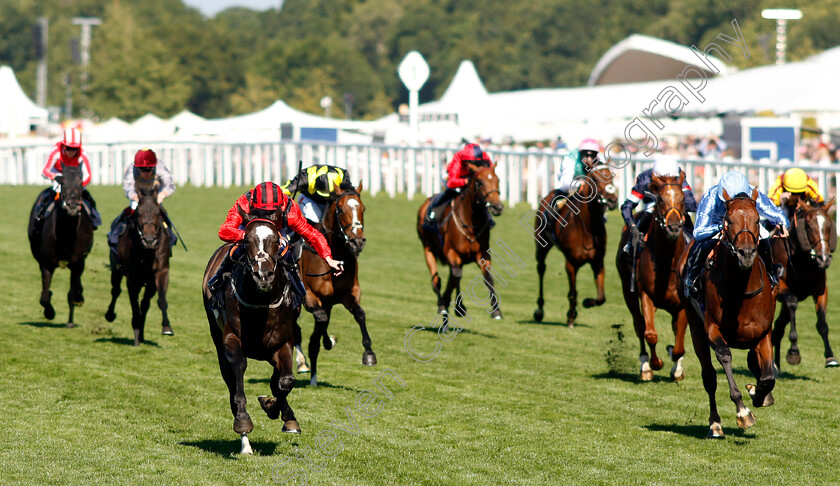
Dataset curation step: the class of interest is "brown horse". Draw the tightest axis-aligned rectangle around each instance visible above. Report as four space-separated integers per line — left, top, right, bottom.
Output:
533 163 619 326
299 183 376 387
202 208 301 455
771 196 838 369
104 185 172 346
417 165 504 319
616 173 690 381
28 164 94 327
681 188 777 439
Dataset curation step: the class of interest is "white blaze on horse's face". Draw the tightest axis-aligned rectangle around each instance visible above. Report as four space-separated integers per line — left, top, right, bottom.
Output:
254 225 274 261
345 198 364 236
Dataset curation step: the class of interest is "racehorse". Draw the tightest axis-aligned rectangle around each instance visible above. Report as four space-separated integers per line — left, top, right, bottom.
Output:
771 196 838 369
299 182 376 387
681 188 777 439
533 162 618 327
202 207 301 455
104 184 172 345
28 164 94 327
616 173 690 381
416 164 504 320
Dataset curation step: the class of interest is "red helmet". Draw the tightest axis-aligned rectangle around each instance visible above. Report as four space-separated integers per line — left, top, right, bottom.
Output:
251 182 284 211
134 148 158 168
61 128 82 149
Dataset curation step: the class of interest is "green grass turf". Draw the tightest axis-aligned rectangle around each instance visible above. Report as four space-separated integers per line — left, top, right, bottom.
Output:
1 184 839 485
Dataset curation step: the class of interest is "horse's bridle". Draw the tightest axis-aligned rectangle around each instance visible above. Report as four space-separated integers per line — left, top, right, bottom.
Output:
237 218 282 271
326 190 364 248
793 207 833 259
130 200 164 249
653 182 685 229
587 164 617 206
722 197 759 255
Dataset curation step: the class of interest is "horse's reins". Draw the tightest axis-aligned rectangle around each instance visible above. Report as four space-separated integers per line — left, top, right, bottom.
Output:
451 169 498 243
229 218 288 308
718 197 765 298
306 190 363 277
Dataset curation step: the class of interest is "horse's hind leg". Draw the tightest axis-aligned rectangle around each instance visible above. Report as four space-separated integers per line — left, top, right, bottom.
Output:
478 251 501 319
104 267 122 322
441 263 462 314
66 259 86 328
564 260 578 328
582 259 606 308
127 280 144 346
534 238 550 322
669 310 688 381
746 334 776 408
344 290 376 366
638 294 662 380
617 248 648 378
814 287 838 367
784 296 802 365
687 315 724 438
39 265 56 320
218 333 254 450
308 305 332 387
771 298 792 372
156 268 173 336
709 331 754 430
422 246 445 313
260 343 300 433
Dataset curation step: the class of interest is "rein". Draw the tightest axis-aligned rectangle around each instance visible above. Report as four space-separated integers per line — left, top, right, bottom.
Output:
653 182 685 229
231 280 286 309
451 171 497 243
321 190 364 248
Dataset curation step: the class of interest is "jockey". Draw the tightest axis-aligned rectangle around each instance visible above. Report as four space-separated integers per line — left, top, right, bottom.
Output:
422 143 493 229
206 181 344 302
683 170 789 304
555 138 602 197
620 155 697 255
767 167 824 213
35 127 101 227
107 148 177 253
280 164 354 225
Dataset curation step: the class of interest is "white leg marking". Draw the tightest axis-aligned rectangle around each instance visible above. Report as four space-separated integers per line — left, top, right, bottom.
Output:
240 434 253 455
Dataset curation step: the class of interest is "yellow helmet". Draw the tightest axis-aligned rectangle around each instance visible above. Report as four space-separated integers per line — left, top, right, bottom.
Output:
782 168 808 192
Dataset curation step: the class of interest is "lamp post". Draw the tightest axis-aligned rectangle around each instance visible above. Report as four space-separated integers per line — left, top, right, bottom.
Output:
72 17 101 117
761 9 802 65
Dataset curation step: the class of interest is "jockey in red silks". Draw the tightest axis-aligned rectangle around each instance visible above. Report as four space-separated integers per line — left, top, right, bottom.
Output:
422 143 494 229
35 127 101 227
207 181 344 301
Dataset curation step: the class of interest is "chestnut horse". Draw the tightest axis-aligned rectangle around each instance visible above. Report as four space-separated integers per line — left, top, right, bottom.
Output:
771 196 838 369
299 183 376 387
202 208 301 455
417 165 504 319
681 188 777 439
105 184 172 345
533 163 618 327
28 164 94 327
616 173 690 381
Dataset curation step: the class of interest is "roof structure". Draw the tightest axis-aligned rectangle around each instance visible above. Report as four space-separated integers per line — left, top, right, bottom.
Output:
0 66 48 138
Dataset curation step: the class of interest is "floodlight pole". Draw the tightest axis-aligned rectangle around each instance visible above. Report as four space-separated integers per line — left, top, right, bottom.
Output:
72 17 101 115
36 17 48 107
761 9 802 65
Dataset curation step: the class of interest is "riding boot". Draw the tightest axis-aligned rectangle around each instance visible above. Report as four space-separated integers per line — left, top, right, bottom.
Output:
107 211 128 254
208 245 242 303
424 188 459 230
82 189 102 228
683 239 715 299
759 239 782 286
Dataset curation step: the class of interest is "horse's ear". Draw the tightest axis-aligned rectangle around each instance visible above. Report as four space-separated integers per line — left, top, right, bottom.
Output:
649 175 663 192
357 180 364 193
237 204 251 224
825 196 835 212
678 170 686 187
721 188 731 201
750 187 759 201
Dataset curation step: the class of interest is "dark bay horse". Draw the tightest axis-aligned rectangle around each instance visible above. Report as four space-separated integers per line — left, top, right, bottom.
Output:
417 165 505 319
616 174 690 381
771 197 838 369
533 163 619 327
202 207 301 455
681 188 777 439
28 164 94 327
299 183 376 387
104 185 172 346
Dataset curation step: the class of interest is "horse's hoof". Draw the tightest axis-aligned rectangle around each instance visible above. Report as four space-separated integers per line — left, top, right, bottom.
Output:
104 310 116 322
533 308 544 323
66 322 75 329
826 357 839 368
296 362 311 373
706 423 725 439
786 349 801 365
490 309 503 320
362 351 377 366
44 306 55 321
74 299 84 307
325 335 337 350
640 369 654 381
234 416 254 434
582 298 596 308
670 360 685 382
650 357 664 371
282 420 301 434
161 326 174 336
736 410 756 429
455 304 468 318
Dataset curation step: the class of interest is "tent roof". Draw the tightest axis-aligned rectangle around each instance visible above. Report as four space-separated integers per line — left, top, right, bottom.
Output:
0 65 48 137
588 34 731 86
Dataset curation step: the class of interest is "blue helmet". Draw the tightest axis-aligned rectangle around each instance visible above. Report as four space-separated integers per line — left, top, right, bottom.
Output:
718 170 751 201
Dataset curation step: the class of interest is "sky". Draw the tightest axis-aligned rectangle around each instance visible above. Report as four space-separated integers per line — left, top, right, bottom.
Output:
182 0 283 17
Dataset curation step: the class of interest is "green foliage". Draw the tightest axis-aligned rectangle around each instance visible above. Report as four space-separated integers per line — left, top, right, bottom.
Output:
0 0 837 121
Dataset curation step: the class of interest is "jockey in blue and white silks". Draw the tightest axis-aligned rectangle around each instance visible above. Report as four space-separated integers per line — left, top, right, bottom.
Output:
683 170 789 301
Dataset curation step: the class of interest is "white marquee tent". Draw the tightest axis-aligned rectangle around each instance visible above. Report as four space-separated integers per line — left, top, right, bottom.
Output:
0 66 48 139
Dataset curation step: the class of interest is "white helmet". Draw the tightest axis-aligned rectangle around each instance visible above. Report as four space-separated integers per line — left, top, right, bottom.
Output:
652 155 680 178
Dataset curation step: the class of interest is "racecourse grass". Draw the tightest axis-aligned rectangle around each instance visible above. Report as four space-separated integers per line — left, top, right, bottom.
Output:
1 184 839 485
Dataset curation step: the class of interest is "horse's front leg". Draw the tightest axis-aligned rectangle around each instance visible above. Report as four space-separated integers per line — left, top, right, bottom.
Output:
39 264 56 320
344 288 376 366
260 343 300 434
814 287 838 367
156 267 173 336
104 266 122 322
564 260 578 328
771 295 792 371
709 329 755 430
307 301 332 387
223 332 253 452
127 278 144 346
669 310 688 382
639 293 661 380
66 259 86 327
785 295 801 365
687 311 723 438
583 259 606 308
533 237 551 322
478 252 502 319
422 245 444 313
746 334 776 408
441 261 462 314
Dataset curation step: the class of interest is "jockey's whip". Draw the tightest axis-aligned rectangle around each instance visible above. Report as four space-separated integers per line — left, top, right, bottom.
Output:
161 207 189 252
